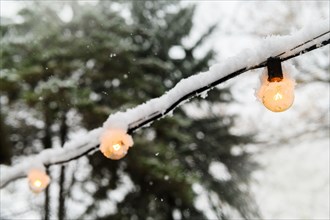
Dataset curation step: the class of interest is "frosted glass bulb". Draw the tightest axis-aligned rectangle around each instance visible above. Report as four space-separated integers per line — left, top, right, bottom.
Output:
100 129 134 160
28 169 50 193
258 78 295 112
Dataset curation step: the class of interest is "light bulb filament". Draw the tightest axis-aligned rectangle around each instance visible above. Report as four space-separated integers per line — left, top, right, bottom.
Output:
113 143 121 151
273 92 283 101
34 179 42 188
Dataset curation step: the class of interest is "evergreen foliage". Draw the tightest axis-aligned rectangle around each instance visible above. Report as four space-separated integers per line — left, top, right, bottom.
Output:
0 1 259 219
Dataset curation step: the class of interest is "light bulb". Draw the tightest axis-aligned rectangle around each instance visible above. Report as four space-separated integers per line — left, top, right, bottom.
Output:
28 169 50 193
258 78 295 112
257 57 295 112
100 129 134 160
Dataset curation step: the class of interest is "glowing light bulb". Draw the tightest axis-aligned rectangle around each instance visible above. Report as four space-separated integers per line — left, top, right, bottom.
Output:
256 57 296 112
28 169 50 193
259 79 295 112
100 129 134 160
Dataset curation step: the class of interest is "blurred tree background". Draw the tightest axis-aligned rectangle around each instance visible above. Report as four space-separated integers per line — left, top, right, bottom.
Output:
0 1 259 219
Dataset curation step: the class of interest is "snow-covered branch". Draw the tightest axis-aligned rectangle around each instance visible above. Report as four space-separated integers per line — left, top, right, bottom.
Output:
1 19 329 189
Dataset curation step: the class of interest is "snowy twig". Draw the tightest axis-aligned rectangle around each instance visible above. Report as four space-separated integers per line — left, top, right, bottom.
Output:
0 20 329 189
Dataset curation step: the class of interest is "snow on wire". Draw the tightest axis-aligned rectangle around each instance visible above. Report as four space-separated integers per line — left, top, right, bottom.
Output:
0 19 329 188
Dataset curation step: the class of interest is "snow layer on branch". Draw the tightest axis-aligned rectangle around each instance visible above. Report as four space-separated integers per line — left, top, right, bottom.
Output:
0 128 102 188
1 19 329 188
103 19 329 130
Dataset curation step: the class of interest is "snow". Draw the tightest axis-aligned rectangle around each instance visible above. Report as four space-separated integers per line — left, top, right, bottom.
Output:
208 161 232 181
58 4 73 23
193 183 219 219
104 19 329 131
224 53 329 218
1 19 329 190
1 2 329 219
168 46 186 60
0 128 102 188
191 2 329 218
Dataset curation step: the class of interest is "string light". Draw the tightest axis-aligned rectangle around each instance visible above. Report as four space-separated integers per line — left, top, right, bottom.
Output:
40 35 330 167
100 129 134 160
27 168 50 193
256 57 296 112
1 31 328 190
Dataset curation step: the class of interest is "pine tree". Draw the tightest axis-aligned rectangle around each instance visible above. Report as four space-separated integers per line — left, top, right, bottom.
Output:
0 1 259 219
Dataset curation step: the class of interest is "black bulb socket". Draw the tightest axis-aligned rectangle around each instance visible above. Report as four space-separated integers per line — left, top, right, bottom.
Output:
267 57 283 82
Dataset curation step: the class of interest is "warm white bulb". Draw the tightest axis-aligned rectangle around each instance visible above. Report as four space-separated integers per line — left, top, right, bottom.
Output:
257 66 296 112
28 169 50 193
259 79 295 112
100 129 134 160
